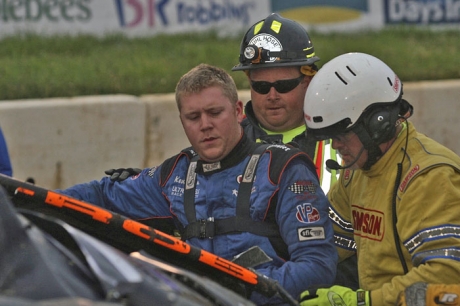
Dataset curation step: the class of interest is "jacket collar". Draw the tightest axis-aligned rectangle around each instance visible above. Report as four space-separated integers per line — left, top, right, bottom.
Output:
363 122 414 177
195 132 256 175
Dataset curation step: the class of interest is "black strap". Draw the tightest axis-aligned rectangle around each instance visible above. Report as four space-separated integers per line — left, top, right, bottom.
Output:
392 163 409 274
181 145 269 240
290 133 318 168
160 148 196 186
236 144 268 217
182 216 280 240
167 143 312 262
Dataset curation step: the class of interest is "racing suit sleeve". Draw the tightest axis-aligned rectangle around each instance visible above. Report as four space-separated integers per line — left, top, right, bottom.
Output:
254 158 338 302
327 174 357 262
0 127 12 176
57 165 172 220
371 166 460 306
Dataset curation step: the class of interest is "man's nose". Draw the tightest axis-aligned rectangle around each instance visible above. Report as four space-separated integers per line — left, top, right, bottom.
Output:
266 86 280 98
331 138 343 150
200 115 213 129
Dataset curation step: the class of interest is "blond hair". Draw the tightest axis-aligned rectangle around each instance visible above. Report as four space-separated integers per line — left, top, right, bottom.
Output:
175 64 238 110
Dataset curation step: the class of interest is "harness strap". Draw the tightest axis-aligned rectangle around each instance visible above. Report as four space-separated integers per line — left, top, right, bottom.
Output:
181 145 269 240
183 155 200 223
236 144 268 217
181 216 280 240
167 143 315 262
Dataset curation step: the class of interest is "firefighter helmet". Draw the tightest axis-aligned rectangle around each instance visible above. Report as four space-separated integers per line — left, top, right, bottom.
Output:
232 13 319 71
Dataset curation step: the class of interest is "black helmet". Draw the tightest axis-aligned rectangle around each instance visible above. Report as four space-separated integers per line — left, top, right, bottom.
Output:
232 13 319 71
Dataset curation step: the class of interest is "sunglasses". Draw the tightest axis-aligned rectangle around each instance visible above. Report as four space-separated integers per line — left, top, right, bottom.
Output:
250 75 304 94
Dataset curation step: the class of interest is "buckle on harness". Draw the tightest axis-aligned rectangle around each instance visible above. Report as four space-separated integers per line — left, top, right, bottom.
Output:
199 217 215 239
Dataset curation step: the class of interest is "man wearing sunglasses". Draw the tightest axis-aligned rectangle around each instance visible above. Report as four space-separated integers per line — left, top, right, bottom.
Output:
232 13 341 193
232 13 358 289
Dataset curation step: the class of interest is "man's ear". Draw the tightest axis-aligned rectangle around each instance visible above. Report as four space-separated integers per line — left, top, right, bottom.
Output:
302 75 313 89
236 100 245 123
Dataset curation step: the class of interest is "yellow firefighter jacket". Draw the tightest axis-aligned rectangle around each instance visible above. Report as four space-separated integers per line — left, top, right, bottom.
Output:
328 122 460 306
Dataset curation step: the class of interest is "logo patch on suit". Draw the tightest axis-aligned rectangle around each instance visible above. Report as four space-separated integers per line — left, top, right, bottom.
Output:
147 166 157 177
352 205 385 241
296 203 320 223
288 180 317 194
298 227 325 241
399 164 420 192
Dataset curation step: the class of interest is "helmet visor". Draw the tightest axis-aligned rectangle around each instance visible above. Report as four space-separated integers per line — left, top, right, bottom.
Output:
306 118 352 141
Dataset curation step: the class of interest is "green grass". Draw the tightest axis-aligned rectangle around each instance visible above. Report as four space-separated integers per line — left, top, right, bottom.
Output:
0 27 459 101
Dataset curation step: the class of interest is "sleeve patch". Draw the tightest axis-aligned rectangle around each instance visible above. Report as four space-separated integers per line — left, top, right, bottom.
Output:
298 226 325 241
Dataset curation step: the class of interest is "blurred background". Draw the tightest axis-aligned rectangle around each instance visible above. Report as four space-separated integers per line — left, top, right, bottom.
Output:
0 0 458 100
0 0 459 188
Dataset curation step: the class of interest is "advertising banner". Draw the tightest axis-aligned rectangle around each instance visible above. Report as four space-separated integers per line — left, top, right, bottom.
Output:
384 0 460 25
0 0 271 38
271 0 381 32
0 0 458 39
271 0 459 32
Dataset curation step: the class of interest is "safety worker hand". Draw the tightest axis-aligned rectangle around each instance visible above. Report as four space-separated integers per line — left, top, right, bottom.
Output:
299 285 371 306
396 282 460 306
104 168 142 182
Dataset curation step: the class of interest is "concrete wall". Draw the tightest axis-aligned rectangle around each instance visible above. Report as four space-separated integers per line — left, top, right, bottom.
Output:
402 79 460 154
0 95 146 189
0 82 458 190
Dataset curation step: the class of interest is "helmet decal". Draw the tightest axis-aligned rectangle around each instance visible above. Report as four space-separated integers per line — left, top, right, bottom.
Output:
393 75 401 93
248 34 282 63
254 20 264 35
270 20 282 33
304 46 315 59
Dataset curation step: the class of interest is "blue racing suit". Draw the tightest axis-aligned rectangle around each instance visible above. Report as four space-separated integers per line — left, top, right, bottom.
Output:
0 126 12 176
60 134 337 305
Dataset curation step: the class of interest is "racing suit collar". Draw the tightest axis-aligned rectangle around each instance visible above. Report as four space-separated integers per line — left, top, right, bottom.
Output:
244 101 259 127
363 122 414 177
244 101 276 139
196 132 256 175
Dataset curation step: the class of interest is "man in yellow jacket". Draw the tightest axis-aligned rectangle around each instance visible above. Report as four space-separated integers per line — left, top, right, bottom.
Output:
300 52 460 306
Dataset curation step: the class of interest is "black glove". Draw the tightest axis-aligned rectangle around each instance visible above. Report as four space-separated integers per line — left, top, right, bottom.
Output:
104 168 142 182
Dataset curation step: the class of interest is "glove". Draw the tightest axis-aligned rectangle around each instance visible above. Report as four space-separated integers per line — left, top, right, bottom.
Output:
104 168 142 182
300 285 370 306
396 282 460 306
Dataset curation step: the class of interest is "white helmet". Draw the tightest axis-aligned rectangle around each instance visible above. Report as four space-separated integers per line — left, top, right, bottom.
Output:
304 52 413 169
304 52 403 143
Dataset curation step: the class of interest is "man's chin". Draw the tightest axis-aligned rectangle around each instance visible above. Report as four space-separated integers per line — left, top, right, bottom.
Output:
198 149 223 163
262 121 287 131
266 114 285 123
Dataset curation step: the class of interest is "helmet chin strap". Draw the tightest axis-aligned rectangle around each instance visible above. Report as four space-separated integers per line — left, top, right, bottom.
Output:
352 124 383 170
358 102 406 170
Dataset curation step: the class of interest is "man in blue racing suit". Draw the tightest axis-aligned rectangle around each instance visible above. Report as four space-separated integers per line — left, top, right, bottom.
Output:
59 64 337 305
